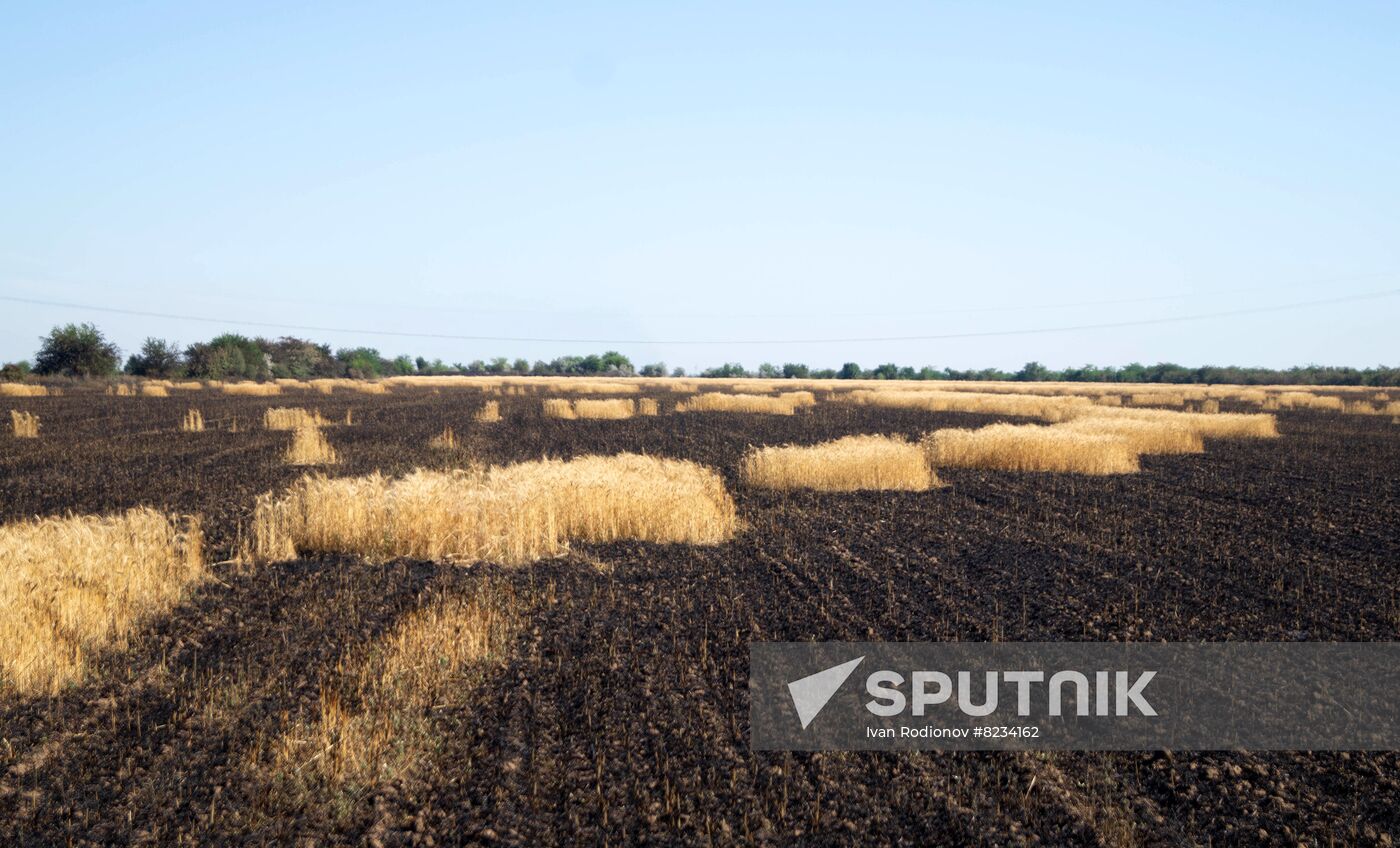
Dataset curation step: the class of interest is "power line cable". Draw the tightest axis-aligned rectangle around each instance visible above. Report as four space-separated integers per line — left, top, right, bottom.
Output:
0 288 1396 346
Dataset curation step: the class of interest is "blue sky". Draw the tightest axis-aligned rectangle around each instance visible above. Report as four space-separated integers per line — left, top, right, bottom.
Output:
2 2 1397 371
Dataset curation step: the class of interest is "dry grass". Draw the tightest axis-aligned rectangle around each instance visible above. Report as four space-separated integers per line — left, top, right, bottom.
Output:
638 397 659 416
474 401 501 423
251 454 737 565
742 434 938 491
675 393 798 415
223 382 283 397
541 398 576 419
1055 417 1204 455
0 383 49 397
429 426 457 450
264 407 328 430
1093 394 1123 406
10 409 40 438
1197 399 1220 414
107 383 135 397
1071 406 1279 439
0 508 203 694
348 382 388 395
285 425 339 466
140 384 170 397
180 409 205 433
268 584 515 791
924 424 1140 475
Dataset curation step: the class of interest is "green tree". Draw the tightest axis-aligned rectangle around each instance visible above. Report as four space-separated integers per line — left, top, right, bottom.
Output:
336 347 386 378
34 323 121 377
837 362 864 380
124 337 184 378
1015 361 1052 382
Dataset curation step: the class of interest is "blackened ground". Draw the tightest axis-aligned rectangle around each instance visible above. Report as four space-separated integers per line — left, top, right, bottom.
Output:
1 390 1397 845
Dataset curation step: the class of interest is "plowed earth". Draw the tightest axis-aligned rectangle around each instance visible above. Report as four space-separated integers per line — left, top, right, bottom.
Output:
1 390 1397 845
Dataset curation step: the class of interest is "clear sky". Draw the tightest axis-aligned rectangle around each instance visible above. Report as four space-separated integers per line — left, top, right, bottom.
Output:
3 2 1397 372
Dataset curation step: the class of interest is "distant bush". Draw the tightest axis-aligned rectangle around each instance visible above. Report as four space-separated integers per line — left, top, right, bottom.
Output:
1 360 32 382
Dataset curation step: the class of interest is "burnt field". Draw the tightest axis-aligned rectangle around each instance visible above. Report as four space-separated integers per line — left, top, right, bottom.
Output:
2 388 1399 846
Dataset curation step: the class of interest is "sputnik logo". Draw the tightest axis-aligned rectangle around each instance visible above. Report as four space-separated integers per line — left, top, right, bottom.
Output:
787 656 865 729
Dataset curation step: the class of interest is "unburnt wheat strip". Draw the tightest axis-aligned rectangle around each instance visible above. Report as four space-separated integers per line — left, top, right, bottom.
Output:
742 434 939 491
923 423 1141 475
474 400 502 422
0 508 204 694
285 424 339 466
263 406 328 430
1053 416 1204 455
841 389 1092 422
1065 406 1279 439
674 393 799 415
251 453 737 565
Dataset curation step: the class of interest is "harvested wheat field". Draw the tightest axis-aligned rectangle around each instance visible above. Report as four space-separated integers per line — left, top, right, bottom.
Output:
0 383 1397 847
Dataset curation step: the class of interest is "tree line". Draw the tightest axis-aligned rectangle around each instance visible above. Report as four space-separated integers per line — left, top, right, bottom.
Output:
3 322 1397 386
